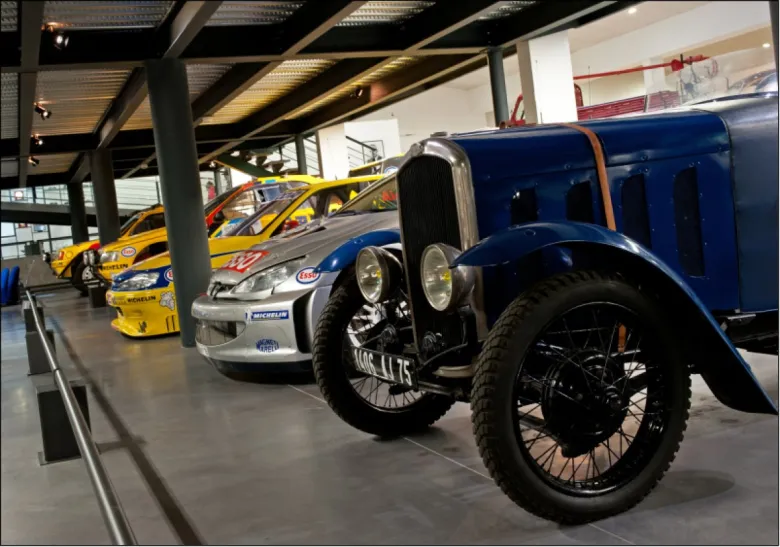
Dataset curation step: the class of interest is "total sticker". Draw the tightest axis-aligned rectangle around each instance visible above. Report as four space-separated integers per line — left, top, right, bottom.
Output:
121 247 136 258
165 268 173 282
221 250 269 273
296 267 320 284
256 339 280 353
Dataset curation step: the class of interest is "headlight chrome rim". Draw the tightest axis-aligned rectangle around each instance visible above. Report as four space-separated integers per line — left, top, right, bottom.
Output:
356 246 402 304
421 243 474 313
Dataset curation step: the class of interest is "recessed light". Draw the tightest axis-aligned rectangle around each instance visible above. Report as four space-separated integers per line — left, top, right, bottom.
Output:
628 6 637 15
763 42 771 49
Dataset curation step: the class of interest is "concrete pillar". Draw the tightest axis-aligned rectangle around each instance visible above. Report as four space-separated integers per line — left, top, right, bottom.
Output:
771 1 778 71
487 47 509 126
89 150 120 245
67 183 89 244
146 58 211 348
295 134 308 175
316 124 350 180
515 30 578 125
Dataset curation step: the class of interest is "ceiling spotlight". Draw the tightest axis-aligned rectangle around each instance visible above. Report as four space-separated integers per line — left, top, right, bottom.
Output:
28 156 40 167
140 163 148 170
350 86 365 99
627 6 637 14
13 190 24 200
34 103 51 120
32 134 43 146
763 42 771 49
53 30 69 49
209 161 217 168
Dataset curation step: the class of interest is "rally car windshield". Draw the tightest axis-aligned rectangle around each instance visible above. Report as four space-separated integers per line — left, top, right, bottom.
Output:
231 190 306 236
331 175 397 216
118 213 142 236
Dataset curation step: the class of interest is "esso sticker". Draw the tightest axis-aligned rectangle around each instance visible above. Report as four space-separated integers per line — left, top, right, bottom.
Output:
164 268 173 282
121 247 136 258
296 267 320 284
221 250 269 273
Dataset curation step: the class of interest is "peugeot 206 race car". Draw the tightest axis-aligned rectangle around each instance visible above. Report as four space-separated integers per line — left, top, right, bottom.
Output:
87 178 318 283
106 175 381 337
191 174 400 375
45 203 165 294
310 93 778 524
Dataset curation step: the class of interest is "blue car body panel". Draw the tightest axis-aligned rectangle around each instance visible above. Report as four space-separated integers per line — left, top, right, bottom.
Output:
315 229 401 274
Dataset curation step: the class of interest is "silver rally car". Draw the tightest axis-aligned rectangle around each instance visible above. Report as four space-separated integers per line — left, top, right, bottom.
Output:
191 175 399 374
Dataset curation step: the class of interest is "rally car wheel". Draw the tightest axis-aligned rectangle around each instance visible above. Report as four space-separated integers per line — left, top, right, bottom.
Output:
71 259 90 296
313 277 455 438
472 270 690 524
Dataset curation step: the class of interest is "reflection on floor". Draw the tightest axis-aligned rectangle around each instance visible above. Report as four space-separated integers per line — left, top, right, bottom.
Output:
2 291 778 545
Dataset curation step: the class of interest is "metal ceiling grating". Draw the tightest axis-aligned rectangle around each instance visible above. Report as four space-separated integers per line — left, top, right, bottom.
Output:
201 59 336 125
1 73 18 140
42 1 174 30
28 152 79 174
1 159 18 178
338 1 434 26
123 63 233 131
479 1 536 19
205 1 303 26
1 1 17 32
32 69 132 136
290 56 419 119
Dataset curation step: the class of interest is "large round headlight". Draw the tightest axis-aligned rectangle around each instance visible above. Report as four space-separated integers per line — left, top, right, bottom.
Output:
356 246 402 303
421 244 474 313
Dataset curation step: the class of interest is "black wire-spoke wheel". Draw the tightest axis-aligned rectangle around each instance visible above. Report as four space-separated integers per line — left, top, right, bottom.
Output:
472 271 690 524
313 275 455 437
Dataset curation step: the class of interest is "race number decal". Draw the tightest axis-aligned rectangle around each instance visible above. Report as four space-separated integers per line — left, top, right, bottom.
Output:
221 250 269 273
121 247 136 258
296 267 320 284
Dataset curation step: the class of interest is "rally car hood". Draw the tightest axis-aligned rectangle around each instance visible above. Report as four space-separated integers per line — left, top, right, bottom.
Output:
121 234 262 272
209 210 398 286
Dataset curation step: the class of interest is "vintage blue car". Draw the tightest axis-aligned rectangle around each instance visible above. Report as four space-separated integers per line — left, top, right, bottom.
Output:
310 92 778 524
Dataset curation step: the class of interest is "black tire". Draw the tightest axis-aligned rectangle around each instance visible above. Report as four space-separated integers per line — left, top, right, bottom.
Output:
71 259 89 296
472 270 690 524
312 277 455 438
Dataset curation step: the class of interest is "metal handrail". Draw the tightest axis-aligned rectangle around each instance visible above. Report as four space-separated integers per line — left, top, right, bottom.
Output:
25 290 137 545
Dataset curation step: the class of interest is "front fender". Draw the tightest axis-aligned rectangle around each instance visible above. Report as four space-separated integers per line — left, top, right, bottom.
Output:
454 221 777 415
315 229 401 274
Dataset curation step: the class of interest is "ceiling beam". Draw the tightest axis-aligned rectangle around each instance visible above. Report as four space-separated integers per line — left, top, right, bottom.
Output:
17 0 45 189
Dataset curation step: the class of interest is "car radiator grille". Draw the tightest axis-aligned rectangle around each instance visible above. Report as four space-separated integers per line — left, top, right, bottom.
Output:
397 155 465 347
195 319 245 346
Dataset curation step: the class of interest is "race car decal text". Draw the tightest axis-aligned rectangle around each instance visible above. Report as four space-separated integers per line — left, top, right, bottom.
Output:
296 267 320 284
121 247 136 258
102 263 127 270
127 295 156 303
256 339 279 353
248 310 289 321
221 250 269 273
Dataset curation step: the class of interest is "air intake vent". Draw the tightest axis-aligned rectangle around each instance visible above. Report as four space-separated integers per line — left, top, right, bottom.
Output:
673 167 705 276
621 174 652 248
566 181 594 223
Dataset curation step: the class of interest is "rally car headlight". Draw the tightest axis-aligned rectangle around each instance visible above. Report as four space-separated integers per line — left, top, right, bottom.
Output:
421 243 474 313
233 258 305 295
100 251 119 263
114 272 159 291
356 246 402 303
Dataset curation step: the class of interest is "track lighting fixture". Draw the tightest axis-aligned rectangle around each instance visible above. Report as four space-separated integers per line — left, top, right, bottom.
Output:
28 156 40 167
34 103 51 120
45 24 69 49
350 86 365 99
209 161 217 169
33 135 43 146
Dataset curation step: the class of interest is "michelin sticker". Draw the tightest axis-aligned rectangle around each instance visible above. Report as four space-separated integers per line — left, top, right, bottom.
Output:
296 267 320 284
121 247 136 258
247 310 289 321
165 268 173 282
160 291 175 311
256 339 280 353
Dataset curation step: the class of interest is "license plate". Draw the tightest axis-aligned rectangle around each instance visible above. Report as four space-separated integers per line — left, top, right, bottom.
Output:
351 347 417 389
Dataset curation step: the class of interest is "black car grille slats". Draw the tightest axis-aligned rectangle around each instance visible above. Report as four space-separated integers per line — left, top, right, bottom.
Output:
195 319 243 346
397 155 464 346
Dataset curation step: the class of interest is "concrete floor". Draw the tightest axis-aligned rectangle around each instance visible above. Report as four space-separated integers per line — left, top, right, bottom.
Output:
2 290 778 545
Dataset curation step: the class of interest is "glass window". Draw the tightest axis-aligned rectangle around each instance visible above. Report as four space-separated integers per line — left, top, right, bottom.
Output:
119 213 142 236
233 191 304 236
220 190 258 221
332 175 398 216
131 213 166 235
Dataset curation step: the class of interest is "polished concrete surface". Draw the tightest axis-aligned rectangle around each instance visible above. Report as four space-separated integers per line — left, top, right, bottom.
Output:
2 290 778 545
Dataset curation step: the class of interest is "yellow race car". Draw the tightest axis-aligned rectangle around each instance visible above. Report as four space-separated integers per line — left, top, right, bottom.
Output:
88 176 322 283
105 175 381 337
45 203 166 295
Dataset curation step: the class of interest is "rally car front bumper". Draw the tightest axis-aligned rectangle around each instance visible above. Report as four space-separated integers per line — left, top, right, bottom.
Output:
191 285 332 374
107 287 179 337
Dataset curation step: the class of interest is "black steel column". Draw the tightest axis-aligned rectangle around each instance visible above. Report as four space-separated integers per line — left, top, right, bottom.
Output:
487 47 509 126
67 183 89 244
295 134 308 175
89 150 120 245
146 58 211 348
771 1 779 71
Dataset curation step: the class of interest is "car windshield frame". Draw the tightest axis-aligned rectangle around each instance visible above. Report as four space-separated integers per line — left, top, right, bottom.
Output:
119 213 142 236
